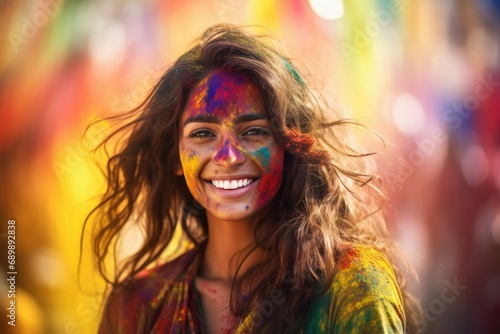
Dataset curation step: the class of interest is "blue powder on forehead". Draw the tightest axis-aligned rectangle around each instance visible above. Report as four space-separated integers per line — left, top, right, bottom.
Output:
205 71 247 113
206 73 224 107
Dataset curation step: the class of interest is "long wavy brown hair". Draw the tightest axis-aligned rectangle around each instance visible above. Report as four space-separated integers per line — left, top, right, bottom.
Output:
83 24 421 333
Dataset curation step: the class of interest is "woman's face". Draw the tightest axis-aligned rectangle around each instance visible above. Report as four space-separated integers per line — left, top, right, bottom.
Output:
178 70 284 223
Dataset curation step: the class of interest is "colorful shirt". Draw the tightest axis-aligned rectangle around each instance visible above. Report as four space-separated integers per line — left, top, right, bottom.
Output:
98 244 405 333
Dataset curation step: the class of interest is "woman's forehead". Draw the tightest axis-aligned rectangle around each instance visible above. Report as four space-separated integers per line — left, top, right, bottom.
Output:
182 70 266 120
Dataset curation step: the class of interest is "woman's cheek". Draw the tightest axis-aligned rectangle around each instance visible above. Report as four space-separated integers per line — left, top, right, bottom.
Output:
251 146 271 169
251 144 284 173
252 144 285 207
180 147 200 187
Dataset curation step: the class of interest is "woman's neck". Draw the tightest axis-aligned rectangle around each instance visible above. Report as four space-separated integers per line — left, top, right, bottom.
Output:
199 214 264 284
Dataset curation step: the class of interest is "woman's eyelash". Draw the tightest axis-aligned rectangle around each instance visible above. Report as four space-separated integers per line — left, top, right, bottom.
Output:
189 127 270 138
244 127 270 136
189 129 214 138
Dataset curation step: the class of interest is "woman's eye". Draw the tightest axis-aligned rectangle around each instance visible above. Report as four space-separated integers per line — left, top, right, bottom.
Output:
244 127 270 136
189 129 215 138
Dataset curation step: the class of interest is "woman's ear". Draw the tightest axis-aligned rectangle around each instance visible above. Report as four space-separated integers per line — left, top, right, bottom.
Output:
174 163 183 176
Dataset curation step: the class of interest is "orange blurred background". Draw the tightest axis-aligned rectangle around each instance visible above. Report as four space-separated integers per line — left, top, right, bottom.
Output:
1 0 499 333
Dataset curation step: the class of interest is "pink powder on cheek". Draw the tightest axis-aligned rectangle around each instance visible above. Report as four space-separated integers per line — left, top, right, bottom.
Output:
253 146 284 208
256 164 284 208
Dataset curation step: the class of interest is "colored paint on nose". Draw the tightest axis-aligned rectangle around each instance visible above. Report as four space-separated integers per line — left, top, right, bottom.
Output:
214 139 245 165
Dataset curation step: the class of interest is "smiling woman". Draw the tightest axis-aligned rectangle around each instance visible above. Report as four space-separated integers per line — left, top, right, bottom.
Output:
177 70 284 224
84 24 421 333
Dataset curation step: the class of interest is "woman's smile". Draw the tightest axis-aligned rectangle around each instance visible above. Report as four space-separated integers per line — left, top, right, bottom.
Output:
209 178 255 190
177 70 285 222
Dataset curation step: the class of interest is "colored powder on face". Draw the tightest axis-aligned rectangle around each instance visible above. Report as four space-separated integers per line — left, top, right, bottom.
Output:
181 70 283 219
186 71 263 130
182 153 199 176
219 139 232 159
214 139 245 164
205 71 246 115
206 73 225 113
186 77 208 111
188 149 197 161
256 160 284 208
251 147 271 169
216 139 231 160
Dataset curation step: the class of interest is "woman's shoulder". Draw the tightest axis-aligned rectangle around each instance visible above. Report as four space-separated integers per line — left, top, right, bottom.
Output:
114 245 200 298
332 244 405 332
98 245 202 333
304 245 406 333
334 244 399 287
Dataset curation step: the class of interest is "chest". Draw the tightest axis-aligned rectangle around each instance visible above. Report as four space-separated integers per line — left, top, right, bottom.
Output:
193 277 238 334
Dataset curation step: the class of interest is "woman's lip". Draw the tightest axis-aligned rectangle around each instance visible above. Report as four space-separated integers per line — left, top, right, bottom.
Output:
206 177 259 199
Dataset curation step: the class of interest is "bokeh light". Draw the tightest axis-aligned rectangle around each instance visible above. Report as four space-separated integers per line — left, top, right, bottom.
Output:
392 93 425 135
308 0 345 20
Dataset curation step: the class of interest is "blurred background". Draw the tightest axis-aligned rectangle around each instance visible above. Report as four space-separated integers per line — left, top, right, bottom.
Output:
0 0 499 333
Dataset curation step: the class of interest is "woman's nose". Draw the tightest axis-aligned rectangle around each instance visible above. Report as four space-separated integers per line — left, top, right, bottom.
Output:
213 138 246 167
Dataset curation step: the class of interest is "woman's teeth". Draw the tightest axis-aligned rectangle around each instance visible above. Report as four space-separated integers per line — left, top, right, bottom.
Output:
211 179 254 189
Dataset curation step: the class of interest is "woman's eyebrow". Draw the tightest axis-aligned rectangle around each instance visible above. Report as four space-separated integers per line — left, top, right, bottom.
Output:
184 114 220 126
234 114 267 124
184 113 267 126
